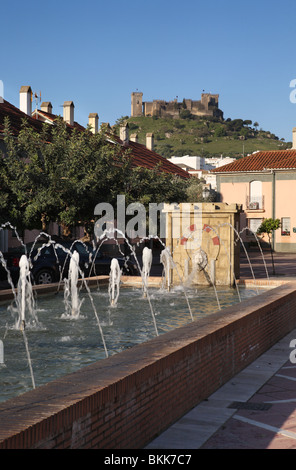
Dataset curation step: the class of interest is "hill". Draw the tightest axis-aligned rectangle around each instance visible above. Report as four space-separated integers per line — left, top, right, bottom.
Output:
115 114 292 159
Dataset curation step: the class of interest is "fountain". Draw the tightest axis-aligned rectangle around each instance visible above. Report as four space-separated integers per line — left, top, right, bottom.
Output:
142 247 152 298
63 250 82 318
0 214 272 404
108 258 121 306
160 248 172 291
14 254 37 390
0 213 290 450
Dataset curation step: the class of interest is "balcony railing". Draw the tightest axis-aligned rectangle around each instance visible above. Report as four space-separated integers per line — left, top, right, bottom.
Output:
246 195 264 210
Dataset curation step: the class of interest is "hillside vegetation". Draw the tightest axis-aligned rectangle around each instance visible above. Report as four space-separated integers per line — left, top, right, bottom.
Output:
116 114 291 159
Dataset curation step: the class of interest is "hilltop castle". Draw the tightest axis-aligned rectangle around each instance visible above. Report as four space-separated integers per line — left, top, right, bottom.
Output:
131 92 223 119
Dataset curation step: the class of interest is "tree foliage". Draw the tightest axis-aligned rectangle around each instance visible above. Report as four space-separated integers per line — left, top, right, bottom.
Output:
185 177 216 202
0 117 195 238
257 218 281 275
257 218 281 236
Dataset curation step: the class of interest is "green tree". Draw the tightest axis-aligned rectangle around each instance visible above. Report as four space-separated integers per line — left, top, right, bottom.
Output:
186 178 216 202
257 218 281 275
179 109 193 120
0 116 190 240
214 125 226 138
1 117 133 237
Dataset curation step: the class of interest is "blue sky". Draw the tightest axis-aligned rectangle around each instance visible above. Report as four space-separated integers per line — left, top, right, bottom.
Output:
2 0 296 142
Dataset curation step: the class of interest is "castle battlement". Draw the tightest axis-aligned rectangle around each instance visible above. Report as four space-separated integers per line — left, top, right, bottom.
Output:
131 92 223 119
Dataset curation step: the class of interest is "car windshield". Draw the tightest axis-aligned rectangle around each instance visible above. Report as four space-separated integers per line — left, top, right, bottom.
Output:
8 241 50 255
70 242 92 255
7 239 103 259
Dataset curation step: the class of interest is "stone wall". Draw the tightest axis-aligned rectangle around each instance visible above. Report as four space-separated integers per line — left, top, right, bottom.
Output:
164 202 242 286
131 92 223 119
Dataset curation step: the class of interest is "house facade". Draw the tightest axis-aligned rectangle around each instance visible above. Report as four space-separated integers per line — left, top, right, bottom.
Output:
212 149 296 252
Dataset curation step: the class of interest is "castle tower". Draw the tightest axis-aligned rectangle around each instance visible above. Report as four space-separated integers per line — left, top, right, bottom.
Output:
131 92 143 117
201 93 219 111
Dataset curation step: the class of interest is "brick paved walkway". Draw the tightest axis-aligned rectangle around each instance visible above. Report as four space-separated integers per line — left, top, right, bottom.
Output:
147 250 296 449
201 359 296 449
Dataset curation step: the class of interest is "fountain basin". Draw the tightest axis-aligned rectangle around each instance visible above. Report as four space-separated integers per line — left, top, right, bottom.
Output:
0 277 294 449
0 276 265 403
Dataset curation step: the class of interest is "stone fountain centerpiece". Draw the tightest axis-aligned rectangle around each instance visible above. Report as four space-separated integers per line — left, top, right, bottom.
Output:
162 202 242 286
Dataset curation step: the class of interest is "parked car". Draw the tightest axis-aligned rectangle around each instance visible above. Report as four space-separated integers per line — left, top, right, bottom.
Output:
0 239 138 286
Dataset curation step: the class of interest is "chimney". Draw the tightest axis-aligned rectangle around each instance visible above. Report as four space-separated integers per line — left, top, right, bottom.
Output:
41 102 53 114
146 132 154 151
19 86 32 115
120 123 129 145
293 127 296 149
63 101 74 126
130 133 138 143
88 113 99 134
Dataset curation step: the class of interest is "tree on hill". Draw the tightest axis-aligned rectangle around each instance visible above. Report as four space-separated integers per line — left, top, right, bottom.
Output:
214 125 227 137
179 109 194 120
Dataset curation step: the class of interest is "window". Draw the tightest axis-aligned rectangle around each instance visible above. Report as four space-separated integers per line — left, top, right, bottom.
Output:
247 218 263 236
249 180 263 209
281 217 290 236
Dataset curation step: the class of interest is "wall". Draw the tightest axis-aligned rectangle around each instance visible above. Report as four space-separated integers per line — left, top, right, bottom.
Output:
0 280 295 449
164 202 242 286
131 92 143 117
275 177 296 251
131 93 222 119
217 172 296 251
219 178 271 243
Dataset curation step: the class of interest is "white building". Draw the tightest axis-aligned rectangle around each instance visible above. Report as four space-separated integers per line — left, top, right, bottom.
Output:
167 155 236 190
167 155 209 172
205 156 236 168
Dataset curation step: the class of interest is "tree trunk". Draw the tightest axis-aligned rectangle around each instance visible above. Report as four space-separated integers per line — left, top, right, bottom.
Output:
61 223 71 239
268 233 275 275
41 213 47 232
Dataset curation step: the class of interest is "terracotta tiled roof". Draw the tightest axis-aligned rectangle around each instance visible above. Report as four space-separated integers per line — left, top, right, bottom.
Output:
32 109 86 132
110 134 190 179
212 150 296 173
0 99 45 136
0 100 85 136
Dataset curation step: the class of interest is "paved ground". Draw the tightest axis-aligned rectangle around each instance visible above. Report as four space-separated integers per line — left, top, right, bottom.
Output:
146 250 296 449
240 250 296 279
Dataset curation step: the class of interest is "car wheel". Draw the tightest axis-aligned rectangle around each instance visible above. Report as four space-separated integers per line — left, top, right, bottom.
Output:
35 269 55 285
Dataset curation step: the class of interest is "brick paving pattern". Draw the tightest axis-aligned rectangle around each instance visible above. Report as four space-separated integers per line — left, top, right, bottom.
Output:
147 250 296 449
